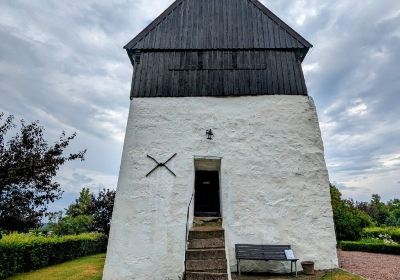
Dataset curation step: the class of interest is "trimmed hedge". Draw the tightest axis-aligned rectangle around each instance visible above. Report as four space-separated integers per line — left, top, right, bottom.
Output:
362 227 400 243
0 232 107 280
341 240 400 255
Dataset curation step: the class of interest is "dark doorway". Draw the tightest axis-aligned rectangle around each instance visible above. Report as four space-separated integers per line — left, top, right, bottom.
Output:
194 171 220 217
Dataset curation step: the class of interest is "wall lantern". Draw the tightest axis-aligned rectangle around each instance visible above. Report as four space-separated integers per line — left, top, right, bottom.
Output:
206 129 214 140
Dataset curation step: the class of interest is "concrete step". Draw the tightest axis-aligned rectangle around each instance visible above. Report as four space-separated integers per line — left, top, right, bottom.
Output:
193 217 222 227
186 248 226 260
185 271 228 280
188 237 225 249
186 259 227 272
189 227 224 240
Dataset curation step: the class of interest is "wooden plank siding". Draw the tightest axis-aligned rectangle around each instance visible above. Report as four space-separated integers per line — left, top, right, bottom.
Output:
125 0 311 51
125 0 312 98
130 50 307 97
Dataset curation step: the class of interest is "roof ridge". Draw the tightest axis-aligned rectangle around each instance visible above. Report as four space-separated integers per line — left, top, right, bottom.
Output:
247 0 312 48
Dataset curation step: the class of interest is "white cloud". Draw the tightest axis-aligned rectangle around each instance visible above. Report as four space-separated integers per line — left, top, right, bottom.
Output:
1 0 400 205
303 62 320 74
90 106 128 143
57 167 118 194
347 102 368 116
337 169 400 201
377 153 400 168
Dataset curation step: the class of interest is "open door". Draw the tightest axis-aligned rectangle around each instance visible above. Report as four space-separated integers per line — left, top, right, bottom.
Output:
194 170 220 217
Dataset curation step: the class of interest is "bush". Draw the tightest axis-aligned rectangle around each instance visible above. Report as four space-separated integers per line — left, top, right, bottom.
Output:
334 208 373 241
50 215 94 235
362 227 400 243
340 239 400 255
0 232 107 279
330 185 374 241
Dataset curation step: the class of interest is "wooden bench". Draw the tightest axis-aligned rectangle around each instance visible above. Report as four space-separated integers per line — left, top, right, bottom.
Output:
235 244 299 277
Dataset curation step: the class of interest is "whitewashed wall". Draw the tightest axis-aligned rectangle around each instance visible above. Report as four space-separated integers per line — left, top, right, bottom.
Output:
103 95 338 280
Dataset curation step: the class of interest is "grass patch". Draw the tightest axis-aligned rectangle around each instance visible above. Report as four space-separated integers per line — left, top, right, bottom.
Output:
0 232 106 279
7 253 105 280
8 258 362 280
321 269 363 280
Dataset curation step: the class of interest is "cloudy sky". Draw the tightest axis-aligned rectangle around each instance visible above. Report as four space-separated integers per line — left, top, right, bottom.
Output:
0 0 399 211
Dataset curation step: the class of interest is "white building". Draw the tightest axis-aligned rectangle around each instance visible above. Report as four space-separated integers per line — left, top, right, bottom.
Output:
103 0 338 279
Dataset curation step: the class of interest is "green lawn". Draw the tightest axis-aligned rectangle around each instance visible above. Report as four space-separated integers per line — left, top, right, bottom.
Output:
8 255 362 280
320 270 363 280
8 254 105 280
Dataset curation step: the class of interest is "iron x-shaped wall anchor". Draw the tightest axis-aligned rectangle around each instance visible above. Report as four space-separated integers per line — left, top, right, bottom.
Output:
146 153 177 177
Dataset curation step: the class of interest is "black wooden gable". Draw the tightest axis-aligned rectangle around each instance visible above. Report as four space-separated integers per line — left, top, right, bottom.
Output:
126 0 312 98
125 0 311 52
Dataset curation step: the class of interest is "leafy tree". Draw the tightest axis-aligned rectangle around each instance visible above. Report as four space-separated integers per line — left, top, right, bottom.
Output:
89 188 115 236
49 187 115 236
330 184 374 241
355 194 391 226
47 210 63 225
0 113 86 232
354 195 400 227
369 194 390 225
385 209 400 226
66 188 92 217
383 199 400 226
387 199 400 210
50 215 94 235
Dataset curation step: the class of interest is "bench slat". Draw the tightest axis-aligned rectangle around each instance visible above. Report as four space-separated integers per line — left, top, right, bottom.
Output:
235 244 293 261
235 244 298 277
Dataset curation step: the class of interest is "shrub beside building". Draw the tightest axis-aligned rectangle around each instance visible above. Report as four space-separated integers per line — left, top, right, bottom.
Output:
0 232 107 280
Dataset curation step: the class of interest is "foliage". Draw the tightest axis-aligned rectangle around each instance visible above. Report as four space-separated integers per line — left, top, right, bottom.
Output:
8 253 105 280
354 195 400 227
340 239 400 255
50 187 115 236
355 194 391 225
50 215 94 236
89 188 115 236
331 183 400 233
385 208 400 226
0 113 86 232
330 184 374 241
66 188 93 217
0 232 106 279
362 227 400 243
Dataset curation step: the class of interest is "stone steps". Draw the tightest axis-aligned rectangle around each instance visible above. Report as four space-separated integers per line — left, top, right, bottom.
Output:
188 237 225 249
185 272 228 280
186 259 227 271
188 227 224 239
193 217 222 228
186 248 226 260
185 218 228 280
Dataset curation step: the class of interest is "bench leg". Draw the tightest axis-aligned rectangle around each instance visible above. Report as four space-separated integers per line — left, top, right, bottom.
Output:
291 261 293 275
237 259 241 276
295 261 297 277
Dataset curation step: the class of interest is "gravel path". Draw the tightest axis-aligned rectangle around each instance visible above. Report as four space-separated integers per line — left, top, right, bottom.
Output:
338 250 400 280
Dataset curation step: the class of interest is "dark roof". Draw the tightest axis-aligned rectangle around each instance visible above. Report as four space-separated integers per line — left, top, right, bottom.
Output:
126 0 312 98
130 50 307 98
124 0 312 52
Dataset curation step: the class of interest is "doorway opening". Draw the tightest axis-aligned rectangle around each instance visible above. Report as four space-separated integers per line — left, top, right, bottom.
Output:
194 158 221 217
